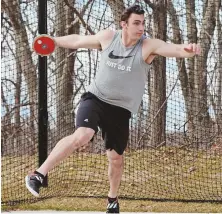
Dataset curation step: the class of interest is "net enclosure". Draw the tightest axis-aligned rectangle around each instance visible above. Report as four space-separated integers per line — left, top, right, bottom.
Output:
1 0 222 206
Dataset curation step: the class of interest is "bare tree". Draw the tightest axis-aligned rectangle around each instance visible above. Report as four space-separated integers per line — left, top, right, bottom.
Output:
2 0 38 155
192 0 217 145
167 0 221 148
145 0 167 147
2 0 38 130
54 1 78 140
214 0 222 133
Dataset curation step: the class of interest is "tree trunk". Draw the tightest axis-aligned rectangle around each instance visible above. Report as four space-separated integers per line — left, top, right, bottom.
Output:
214 0 222 133
55 1 77 140
14 49 22 130
148 1 167 147
184 0 198 136
106 0 125 28
191 0 217 147
168 0 189 108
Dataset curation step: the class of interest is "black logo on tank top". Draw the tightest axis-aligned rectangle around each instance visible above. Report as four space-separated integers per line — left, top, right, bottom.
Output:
108 50 134 59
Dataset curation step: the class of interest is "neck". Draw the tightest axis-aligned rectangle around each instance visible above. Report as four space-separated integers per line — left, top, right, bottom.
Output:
121 30 139 47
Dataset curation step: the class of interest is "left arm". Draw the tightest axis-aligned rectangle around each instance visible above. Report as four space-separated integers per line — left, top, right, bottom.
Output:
150 39 201 58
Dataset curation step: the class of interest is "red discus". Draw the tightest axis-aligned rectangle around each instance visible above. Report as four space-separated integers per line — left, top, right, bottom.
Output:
33 34 56 56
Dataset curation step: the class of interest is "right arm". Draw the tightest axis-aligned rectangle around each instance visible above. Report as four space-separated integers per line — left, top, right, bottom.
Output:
54 29 115 50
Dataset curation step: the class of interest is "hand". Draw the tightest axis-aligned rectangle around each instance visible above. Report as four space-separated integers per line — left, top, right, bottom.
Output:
184 43 201 55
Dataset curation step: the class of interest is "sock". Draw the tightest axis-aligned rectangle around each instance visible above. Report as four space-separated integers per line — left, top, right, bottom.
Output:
108 196 117 203
34 170 45 179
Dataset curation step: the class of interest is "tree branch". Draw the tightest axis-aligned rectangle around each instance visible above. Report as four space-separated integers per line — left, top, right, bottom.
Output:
64 0 95 35
143 0 155 10
1 85 10 113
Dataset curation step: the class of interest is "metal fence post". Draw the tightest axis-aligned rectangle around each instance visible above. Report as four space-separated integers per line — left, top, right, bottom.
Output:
38 0 48 187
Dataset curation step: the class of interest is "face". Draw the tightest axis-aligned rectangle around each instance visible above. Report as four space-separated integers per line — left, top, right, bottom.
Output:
121 13 145 40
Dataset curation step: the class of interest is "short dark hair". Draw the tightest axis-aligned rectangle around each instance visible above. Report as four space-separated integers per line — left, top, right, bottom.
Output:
120 5 145 22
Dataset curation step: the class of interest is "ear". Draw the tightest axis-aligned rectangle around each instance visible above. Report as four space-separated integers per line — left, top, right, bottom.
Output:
120 21 127 29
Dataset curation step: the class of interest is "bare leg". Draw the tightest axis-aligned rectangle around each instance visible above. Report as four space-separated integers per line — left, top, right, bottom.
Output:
106 149 124 198
37 127 95 176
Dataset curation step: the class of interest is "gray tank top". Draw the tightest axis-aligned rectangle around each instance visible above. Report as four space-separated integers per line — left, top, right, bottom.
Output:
87 30 150 114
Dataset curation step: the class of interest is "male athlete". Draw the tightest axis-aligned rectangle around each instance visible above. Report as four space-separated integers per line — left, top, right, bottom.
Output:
25 5 201 213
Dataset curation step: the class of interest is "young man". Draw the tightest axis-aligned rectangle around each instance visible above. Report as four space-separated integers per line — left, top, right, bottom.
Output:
25 5 201 213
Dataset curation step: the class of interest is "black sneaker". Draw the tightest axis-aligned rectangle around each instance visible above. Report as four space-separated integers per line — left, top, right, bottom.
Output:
25 172 43 197
106 199 119 213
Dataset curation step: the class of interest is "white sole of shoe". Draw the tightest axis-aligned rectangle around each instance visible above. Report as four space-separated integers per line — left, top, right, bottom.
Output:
25 175 40 197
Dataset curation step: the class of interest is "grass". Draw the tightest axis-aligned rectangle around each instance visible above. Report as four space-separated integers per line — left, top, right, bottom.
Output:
1 147 222 212
2 197 222 212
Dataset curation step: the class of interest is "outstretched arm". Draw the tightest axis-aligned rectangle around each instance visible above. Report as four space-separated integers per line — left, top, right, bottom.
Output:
54 29 113 50
150 39 201 58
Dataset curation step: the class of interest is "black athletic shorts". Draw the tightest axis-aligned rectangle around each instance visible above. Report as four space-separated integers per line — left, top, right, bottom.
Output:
75 92 131 155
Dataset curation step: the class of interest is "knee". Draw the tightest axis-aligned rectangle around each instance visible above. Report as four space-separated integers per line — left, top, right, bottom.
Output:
108 153 123 168
72 127 95 148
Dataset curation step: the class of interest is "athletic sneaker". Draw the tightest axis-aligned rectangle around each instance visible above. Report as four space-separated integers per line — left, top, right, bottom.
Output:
25 172 44 197
106 199 120 213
